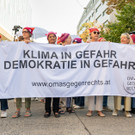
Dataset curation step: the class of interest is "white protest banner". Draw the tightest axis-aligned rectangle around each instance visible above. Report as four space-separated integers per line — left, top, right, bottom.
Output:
0 41 135 98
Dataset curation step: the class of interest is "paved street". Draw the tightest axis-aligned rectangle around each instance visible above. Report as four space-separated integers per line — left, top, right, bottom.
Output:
0 97 135 135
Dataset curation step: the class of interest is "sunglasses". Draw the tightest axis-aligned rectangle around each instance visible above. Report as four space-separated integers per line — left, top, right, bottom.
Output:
22 31 29 34
93 31 100 35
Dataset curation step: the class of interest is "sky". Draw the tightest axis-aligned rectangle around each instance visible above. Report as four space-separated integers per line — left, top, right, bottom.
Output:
29 0 89 42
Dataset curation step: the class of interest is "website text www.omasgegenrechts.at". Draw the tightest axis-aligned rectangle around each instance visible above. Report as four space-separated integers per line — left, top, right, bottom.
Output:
32 80 111 88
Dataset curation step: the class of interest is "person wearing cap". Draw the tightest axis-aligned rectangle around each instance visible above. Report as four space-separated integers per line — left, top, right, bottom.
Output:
44 32 60 118
86 28 105 117
129 33 135 113
59 33 72 46
88 32 111 112
59 33 75 113
72 38 85 109
0 35 9 118
22 27 34 43
12 27 34 118
112 33 133 118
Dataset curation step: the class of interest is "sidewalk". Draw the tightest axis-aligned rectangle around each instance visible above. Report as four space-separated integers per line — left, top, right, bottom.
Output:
0 97 135 135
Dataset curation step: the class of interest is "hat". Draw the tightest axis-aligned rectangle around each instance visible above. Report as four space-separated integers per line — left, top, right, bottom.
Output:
59 33 70 42
23 27 35 35
130 34 135 43
45 32 57 39
89 28 99 33
73 38 82 43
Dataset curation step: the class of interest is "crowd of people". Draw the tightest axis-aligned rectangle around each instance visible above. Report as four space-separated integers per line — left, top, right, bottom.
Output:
0 27 135 118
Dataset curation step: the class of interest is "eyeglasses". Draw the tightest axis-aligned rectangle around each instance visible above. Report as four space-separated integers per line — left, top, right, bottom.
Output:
22 31 28 34
93 31 100 35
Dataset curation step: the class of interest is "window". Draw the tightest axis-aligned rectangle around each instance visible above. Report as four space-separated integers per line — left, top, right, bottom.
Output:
92 12 94 17
96 4 101 13
96 15 101 22
103 20 109 25
102 9 107 16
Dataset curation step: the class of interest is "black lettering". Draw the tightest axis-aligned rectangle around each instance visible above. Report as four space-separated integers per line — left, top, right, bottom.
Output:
4 61 11 69
102 59 108 67
41 52 49 59
53 61 61 69
96 51 103 58
90 50 96 58
29 60 36 68
23 50 30 58
128 62 135 70
31 51 37 59
71 60 77 68
120 61 127 69
45 61 52 69
13 60 18 69
37 61 44 69
83 50 89 58
94 60 100 68
76 51 82 59
19 60 27 68
113 60 120 68
111 50 117 58
103 50 109 58
51 52 58 59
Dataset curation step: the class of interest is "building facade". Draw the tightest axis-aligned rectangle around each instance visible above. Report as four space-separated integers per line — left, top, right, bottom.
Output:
77 0 116 34
0 0 32 41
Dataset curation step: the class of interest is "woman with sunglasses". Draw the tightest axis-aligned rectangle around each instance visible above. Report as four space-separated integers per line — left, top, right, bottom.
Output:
12 27 34 118
112 33 133 118
86 28 100 43
86 28 105 117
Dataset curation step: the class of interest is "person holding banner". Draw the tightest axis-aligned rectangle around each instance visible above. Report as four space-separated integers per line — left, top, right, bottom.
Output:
112 33 133 118
0 35 9 118
98 37 112 112
72 38 85 109
130 33 135 113
86 28 105 117
59 33 75 113
44 32 60 118
12 27 34 118
0 35 8 117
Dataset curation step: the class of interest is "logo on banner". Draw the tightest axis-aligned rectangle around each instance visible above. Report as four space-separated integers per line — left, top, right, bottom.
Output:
123 74 135 95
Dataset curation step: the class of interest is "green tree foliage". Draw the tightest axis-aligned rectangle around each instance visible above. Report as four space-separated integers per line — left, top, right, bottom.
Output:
102 0 135 14
100 3 135 43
